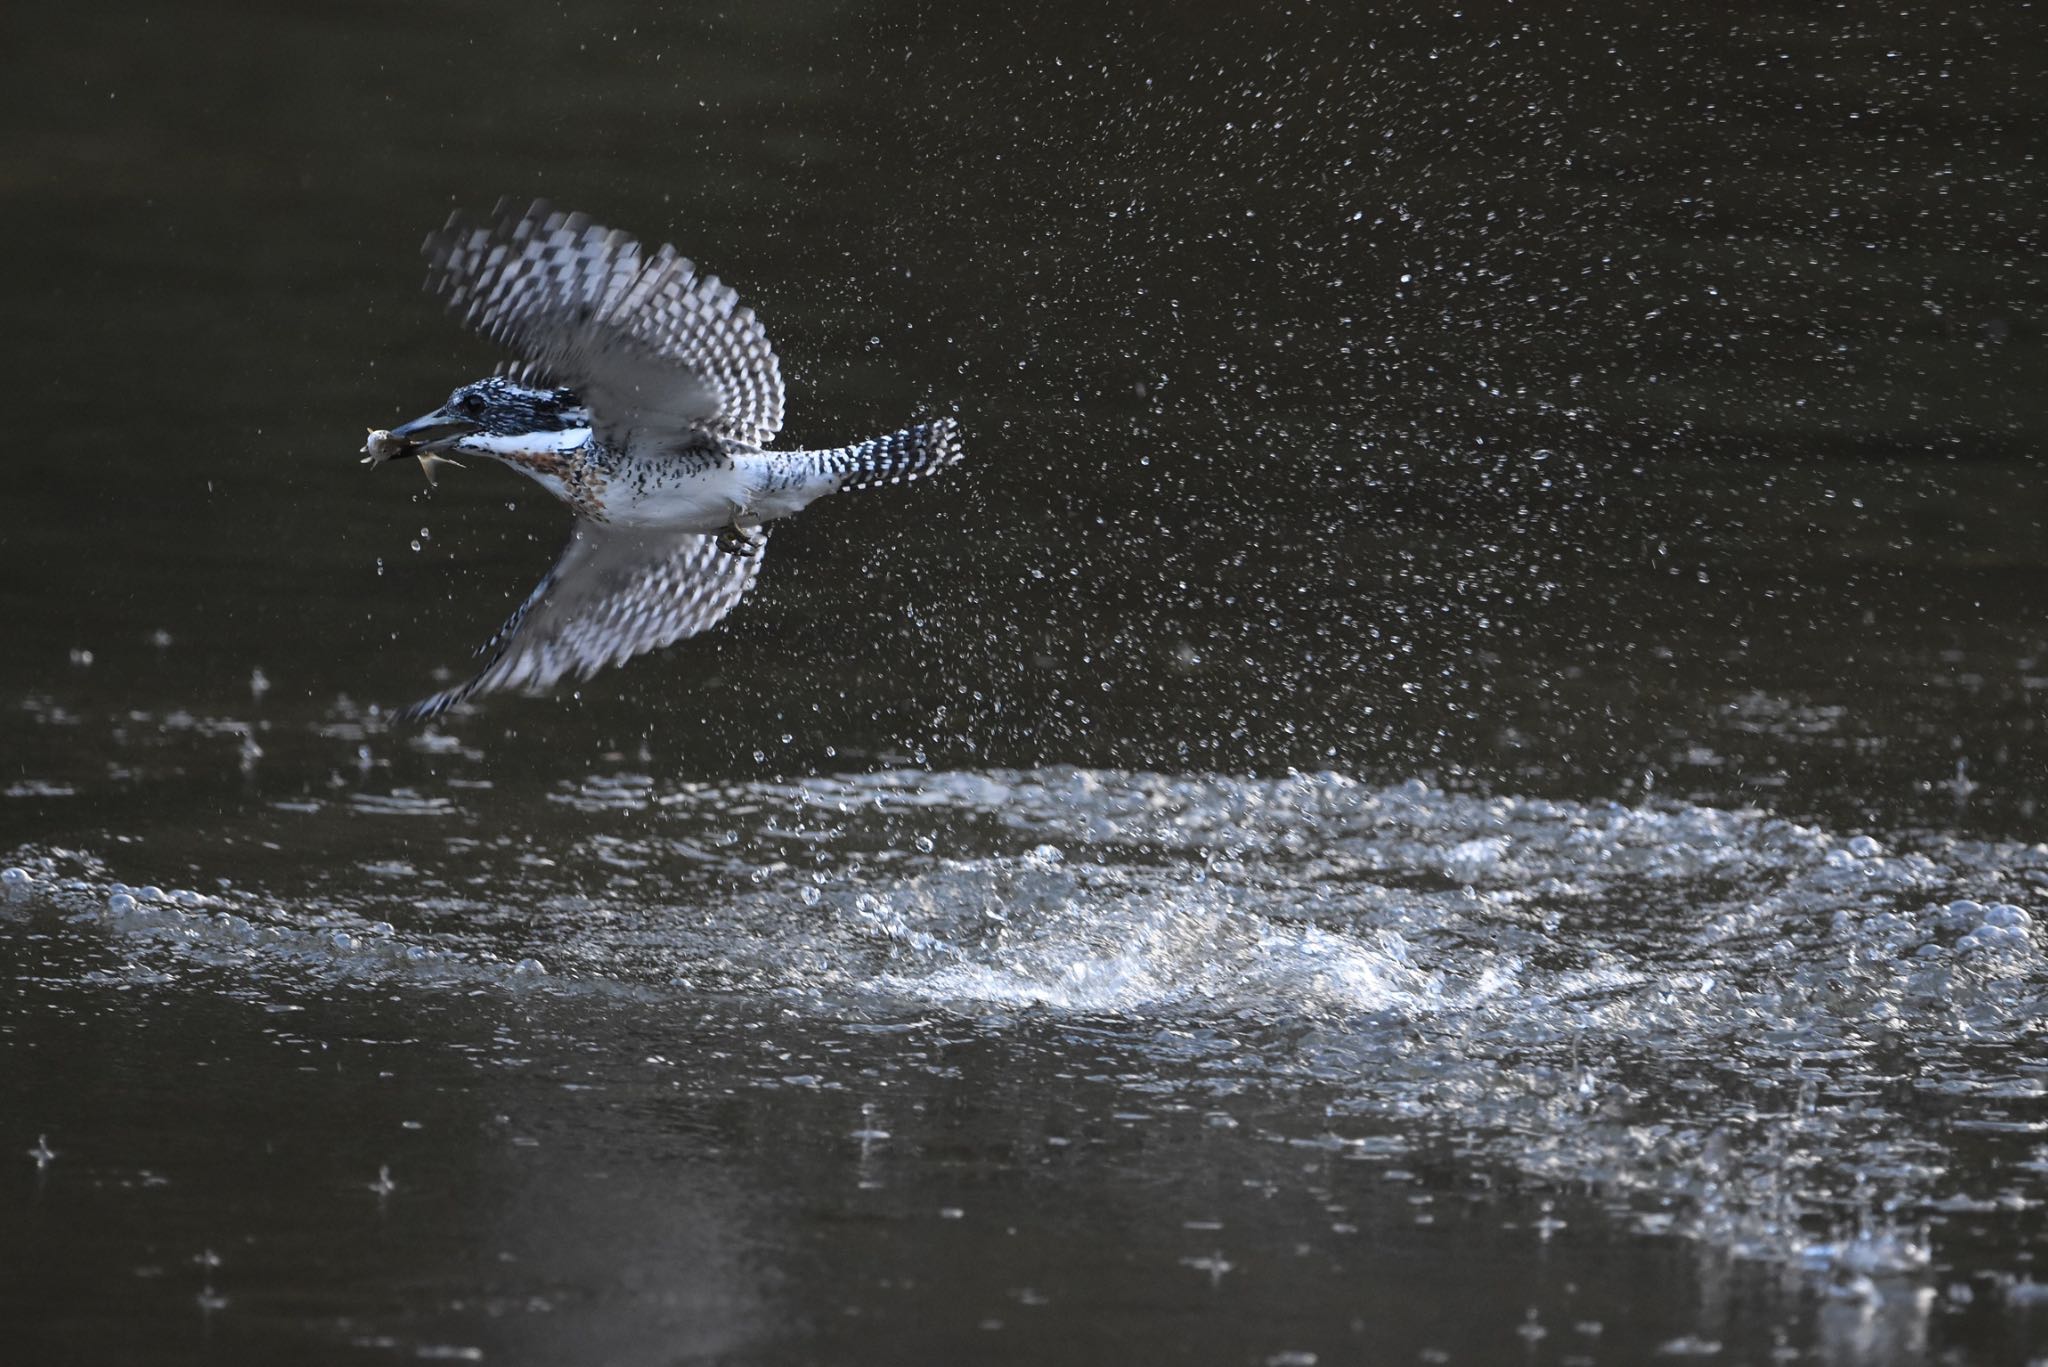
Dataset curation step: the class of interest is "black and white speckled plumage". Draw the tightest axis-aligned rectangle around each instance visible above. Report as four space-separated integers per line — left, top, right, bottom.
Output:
400 528 765 722
806 421 967 492
426 199 786 448
373 199 967 718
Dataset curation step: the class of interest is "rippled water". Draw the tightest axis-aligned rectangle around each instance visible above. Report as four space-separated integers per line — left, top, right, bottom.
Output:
6 0 2048 1361
10 754 2048 1360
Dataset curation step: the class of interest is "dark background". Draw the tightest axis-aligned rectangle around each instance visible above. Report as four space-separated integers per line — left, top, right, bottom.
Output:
3 0 2043 834
4 4 2048 1365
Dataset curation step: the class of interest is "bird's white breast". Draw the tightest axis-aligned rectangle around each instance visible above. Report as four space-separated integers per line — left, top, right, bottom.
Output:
607 464 754 531
452 429 594 509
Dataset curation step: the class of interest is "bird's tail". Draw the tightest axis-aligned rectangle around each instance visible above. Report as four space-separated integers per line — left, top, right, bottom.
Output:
811 418 965 492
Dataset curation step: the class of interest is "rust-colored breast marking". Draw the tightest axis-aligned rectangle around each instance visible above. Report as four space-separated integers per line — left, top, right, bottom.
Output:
504 450 610 521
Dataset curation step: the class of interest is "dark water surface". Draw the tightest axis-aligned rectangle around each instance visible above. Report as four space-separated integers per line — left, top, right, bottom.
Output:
5 2 2048 1363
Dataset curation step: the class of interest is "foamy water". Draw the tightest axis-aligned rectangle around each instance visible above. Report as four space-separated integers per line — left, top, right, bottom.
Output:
10 766 2046 1327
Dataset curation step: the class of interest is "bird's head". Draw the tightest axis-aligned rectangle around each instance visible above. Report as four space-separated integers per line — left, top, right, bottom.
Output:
366 377 590 470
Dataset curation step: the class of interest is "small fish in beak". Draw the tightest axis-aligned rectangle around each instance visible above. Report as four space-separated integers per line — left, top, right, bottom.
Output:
361 428 466 486
360 428 411 463
361 411 480 486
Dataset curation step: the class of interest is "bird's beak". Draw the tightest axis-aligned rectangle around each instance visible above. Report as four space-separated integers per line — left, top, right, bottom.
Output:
383 408 483 453
361 408 483 486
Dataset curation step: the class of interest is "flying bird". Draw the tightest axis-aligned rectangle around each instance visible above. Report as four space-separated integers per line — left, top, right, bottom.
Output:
362 198 964 720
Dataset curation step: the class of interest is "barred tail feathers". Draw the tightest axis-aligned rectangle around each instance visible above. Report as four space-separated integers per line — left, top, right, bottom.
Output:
816 419 964 492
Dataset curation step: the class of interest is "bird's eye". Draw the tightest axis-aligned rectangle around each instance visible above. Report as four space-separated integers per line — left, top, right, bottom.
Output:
459 392 485 415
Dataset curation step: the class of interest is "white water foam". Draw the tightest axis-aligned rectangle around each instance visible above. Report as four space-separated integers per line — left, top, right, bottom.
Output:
9 767 2047 1294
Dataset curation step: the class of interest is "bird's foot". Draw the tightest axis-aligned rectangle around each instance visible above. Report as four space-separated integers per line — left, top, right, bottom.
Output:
715 524 762 556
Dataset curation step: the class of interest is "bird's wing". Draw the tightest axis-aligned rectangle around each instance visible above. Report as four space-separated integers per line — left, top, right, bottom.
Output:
399 525 767 721
423 198 786 447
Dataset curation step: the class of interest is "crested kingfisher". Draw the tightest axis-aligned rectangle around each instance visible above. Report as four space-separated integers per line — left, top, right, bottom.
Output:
363 198 965 721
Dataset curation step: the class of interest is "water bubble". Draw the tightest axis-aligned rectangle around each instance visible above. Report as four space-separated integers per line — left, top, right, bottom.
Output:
849 1114 891 1142
1958 925 2029 955
914 835 935 854
1656 1336 1724 1357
